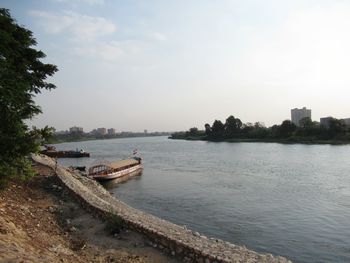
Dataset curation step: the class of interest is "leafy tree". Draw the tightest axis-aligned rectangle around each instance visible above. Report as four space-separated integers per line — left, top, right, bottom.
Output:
224 115 242 138
299 117 313 129
211 120 225 138
277 120 296 138
188 127 199 136
204 123 211 136
0 9 58 187
328 118 346 138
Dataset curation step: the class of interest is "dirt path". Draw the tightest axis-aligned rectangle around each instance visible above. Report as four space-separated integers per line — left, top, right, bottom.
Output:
0 163 180 263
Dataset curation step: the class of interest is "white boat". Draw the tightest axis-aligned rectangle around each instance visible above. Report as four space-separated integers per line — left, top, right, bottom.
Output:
88 157 142 181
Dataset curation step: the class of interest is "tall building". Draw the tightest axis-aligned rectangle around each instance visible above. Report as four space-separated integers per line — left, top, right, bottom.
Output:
107 128 116 135
96 128 107 136
69 126 83 133
291 107 311 126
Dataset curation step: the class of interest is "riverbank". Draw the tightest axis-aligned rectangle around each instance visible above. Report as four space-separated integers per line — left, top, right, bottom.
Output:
0 163 179 263
169 136 350 145
30 154 291 263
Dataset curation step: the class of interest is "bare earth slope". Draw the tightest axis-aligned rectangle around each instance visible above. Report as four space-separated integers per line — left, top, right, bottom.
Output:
0 164 179 263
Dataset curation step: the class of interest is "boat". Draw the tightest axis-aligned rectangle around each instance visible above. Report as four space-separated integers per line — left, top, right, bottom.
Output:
88 157 142 181
41 145 90 158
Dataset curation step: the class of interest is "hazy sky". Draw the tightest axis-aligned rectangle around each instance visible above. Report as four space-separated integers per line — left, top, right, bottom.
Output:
3 0 350 132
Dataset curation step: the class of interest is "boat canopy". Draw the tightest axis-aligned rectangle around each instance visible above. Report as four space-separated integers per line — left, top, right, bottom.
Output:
89 158 138 173
109 159 139 170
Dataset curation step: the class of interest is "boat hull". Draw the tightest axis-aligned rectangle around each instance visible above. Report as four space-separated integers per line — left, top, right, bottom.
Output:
89 164 142 181
41 150 90 158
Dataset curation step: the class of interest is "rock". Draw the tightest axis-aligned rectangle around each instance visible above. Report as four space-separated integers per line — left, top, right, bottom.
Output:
193 231 200 237
66 219 71 225
0 226 8 234
49 244 73 256
69 226 77 232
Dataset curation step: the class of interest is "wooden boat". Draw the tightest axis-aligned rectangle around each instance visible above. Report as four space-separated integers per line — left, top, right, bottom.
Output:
88 157 142 181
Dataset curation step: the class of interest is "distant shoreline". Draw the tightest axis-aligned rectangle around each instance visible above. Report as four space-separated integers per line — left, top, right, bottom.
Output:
169 136 350 145
49 134 168 144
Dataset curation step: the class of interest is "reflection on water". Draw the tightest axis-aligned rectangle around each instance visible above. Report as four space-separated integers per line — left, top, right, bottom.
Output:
55 136 350 263
99 170 143 190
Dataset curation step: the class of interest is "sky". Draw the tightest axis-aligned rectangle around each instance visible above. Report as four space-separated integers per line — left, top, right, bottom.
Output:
2 0 350 132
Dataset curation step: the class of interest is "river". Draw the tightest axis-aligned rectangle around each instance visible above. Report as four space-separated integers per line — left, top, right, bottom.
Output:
56 136 350 262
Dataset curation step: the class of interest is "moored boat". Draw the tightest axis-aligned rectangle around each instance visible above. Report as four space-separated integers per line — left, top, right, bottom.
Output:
88 157 142 181
41 145 90 158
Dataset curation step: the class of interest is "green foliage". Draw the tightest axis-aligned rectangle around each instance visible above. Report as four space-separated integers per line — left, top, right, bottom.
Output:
211 120 225 138
224 115 242 138
170 114 350 144
0 9 58 187
277 120 297 138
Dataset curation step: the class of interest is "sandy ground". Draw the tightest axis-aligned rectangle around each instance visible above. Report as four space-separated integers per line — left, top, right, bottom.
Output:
0 163 180 263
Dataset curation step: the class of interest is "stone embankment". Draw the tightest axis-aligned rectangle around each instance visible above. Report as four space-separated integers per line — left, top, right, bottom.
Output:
32 154 291 263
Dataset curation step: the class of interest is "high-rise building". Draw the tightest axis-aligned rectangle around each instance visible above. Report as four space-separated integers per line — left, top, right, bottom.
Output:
69 126 83 133
108 128 116 135
96 128 107 135
291 107 311 126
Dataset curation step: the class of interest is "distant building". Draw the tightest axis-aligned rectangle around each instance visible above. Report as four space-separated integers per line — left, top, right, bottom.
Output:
55 130 69 135
320 117 333 128
291 107 311 126
144 129 148 134
96 128 107 136
69 126 83 133
107 128 116 135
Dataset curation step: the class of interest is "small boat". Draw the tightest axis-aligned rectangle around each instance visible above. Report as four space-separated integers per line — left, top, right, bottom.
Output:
88 157 142 181
41 145 90 158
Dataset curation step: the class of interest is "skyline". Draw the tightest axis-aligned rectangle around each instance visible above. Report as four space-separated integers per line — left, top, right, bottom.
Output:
3 0 350 131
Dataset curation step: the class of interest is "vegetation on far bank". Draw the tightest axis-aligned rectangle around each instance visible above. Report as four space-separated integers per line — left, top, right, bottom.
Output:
0 9 57 188
170 115 350 145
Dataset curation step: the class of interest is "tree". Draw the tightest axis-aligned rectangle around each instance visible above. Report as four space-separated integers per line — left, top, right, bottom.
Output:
277 120 296 138
211 120 225 138
188 127 199 136
224 115 242 138
0 9 58 187
204 123 211 136
299 117 313 129
328 118 346 138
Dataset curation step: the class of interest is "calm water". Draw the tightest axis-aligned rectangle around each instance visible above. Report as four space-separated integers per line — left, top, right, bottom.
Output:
56 136 350 262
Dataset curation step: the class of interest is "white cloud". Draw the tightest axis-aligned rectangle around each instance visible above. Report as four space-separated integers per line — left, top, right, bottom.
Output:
29 10 153 62
54 0 104 5
73 42 124 61
29 10 116 41
152 32 167 41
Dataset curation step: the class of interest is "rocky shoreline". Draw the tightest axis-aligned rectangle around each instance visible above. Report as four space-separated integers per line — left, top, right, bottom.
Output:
30 154 291 263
